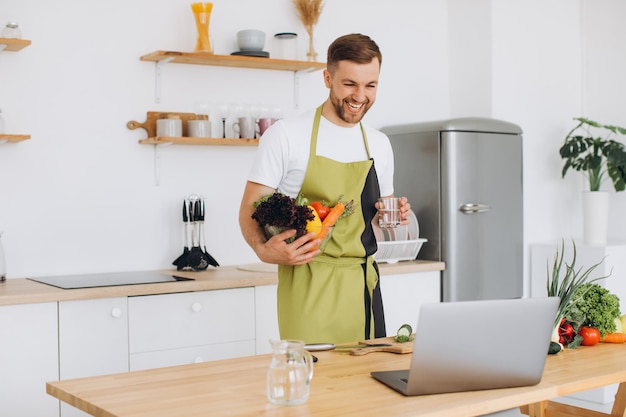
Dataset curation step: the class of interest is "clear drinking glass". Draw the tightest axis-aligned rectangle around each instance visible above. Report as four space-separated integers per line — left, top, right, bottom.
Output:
377 197 401 228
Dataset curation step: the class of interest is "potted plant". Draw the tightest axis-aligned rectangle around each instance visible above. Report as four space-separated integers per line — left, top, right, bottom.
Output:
559 117 626 244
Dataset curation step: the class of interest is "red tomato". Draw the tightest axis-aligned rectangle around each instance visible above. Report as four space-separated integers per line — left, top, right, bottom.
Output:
311 201 330 221
579 326 601 346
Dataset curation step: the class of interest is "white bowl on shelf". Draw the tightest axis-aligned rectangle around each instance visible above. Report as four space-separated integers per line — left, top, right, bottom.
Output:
237 29 266 51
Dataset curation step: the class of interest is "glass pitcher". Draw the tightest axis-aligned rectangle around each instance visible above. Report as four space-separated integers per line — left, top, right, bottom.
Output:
266 339 314 406
0 232 6 281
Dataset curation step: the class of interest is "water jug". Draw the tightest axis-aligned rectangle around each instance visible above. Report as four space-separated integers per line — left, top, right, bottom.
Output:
266 339 314 405
0 232 6 281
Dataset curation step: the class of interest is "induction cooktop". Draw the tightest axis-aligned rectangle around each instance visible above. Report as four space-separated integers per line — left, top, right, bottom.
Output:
28 271 193 289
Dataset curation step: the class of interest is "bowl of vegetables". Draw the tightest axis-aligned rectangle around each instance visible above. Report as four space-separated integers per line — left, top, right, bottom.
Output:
252 192 352 252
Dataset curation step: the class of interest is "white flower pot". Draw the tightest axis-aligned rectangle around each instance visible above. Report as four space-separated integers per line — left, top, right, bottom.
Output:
582 191 609 246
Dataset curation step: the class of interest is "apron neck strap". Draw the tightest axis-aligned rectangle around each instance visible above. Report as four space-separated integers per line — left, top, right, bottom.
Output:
311 104 372 159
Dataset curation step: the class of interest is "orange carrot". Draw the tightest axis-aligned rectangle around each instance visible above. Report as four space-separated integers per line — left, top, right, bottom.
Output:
317 202 345 240
601 333 626 343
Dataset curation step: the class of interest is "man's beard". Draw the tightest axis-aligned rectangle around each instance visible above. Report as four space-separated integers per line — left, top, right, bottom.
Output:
330 93 371 125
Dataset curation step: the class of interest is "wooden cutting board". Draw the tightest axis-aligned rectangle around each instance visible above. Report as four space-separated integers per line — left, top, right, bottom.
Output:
127 111 197 138
350 335 414 356
236 263 278 273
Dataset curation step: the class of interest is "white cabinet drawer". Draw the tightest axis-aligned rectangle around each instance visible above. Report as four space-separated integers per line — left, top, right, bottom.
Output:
128 288 255 353
59 297 129 417
379 271 441 335
59 297 129 378
129 340 256 371
255 284 279 355
0 302 59 417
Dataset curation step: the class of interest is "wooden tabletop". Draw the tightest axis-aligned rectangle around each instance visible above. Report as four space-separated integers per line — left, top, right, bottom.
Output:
47 342 626 417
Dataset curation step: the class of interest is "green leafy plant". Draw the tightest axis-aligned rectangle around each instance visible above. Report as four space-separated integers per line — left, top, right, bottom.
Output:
570 283 620 337
559 117 626 192
546 239 607 332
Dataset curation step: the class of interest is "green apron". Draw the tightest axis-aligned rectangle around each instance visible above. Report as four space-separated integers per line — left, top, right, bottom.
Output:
277 105 386 344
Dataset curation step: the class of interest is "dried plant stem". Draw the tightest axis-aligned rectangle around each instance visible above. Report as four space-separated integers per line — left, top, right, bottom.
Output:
293 0 324 61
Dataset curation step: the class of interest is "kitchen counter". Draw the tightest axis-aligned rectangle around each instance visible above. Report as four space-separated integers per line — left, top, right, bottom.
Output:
0 260 444 306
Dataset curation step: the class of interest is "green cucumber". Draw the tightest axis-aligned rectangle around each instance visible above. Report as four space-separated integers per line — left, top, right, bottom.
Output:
548 341 563 355
394 324 414 343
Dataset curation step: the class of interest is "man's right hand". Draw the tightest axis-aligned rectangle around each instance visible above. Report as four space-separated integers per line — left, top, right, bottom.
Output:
257 229 322 266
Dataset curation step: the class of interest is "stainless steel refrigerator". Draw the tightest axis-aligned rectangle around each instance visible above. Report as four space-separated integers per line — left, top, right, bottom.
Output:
381 118 523 301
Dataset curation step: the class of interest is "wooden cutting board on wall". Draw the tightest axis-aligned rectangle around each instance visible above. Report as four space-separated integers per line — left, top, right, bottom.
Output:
127 111 197 138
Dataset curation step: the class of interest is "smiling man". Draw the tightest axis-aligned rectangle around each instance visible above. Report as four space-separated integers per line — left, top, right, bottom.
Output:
239 33 411 344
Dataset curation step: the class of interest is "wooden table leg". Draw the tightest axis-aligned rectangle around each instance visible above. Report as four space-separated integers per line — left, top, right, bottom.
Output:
612 382 626 417
527 401 547 417
520 382 626 417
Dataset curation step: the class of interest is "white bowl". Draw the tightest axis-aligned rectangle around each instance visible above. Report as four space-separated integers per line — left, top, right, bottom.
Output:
237 29 265 51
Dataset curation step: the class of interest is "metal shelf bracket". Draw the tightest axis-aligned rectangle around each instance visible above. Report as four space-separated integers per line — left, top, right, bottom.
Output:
293 71 301 110
153 141 172 186
154 57 174 104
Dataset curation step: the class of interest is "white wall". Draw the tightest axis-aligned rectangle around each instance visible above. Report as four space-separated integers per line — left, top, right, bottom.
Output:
1 0 625 284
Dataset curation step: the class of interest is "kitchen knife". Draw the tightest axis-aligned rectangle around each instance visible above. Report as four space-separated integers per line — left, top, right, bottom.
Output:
304 343 392 352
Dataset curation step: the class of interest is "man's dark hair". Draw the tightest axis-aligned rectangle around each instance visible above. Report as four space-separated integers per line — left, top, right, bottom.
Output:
326 33 382 73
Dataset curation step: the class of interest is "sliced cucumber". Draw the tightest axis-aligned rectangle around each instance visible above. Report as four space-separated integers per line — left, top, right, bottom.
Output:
394 324 414 343
397 324 412 337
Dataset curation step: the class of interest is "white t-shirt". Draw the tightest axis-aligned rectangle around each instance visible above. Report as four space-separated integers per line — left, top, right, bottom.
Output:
247 109 395 198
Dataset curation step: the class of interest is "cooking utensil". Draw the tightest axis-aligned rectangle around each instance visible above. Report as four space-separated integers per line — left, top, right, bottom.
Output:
187 198 210 270
304 343 392 352
172 200 191 270
198 198 219 267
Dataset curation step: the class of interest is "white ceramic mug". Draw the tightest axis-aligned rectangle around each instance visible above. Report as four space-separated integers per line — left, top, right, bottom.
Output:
258 117 276 137
232 117 258 139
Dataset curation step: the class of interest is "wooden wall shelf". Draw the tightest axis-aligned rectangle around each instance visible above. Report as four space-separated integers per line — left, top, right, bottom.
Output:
0 38 31 52
0 134 30 142
140 51 326 73
139 136 258 146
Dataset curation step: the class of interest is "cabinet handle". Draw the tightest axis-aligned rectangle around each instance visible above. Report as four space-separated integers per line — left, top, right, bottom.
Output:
194 356 204 363
111 307 122 318
191 302 202 312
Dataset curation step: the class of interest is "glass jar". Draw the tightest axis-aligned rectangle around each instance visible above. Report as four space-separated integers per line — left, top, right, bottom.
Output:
273 32 298 60
156 114 182 137
2 22 22 39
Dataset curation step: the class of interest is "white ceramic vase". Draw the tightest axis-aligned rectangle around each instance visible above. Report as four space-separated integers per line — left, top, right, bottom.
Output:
582 191 609 246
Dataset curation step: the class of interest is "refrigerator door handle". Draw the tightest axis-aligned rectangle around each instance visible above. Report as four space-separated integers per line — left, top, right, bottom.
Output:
459 203 491 214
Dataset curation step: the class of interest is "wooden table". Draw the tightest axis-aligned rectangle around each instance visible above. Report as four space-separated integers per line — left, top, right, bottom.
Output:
47 343 626 417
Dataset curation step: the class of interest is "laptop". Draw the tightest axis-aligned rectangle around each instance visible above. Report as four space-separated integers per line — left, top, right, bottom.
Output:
371 297 559 396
